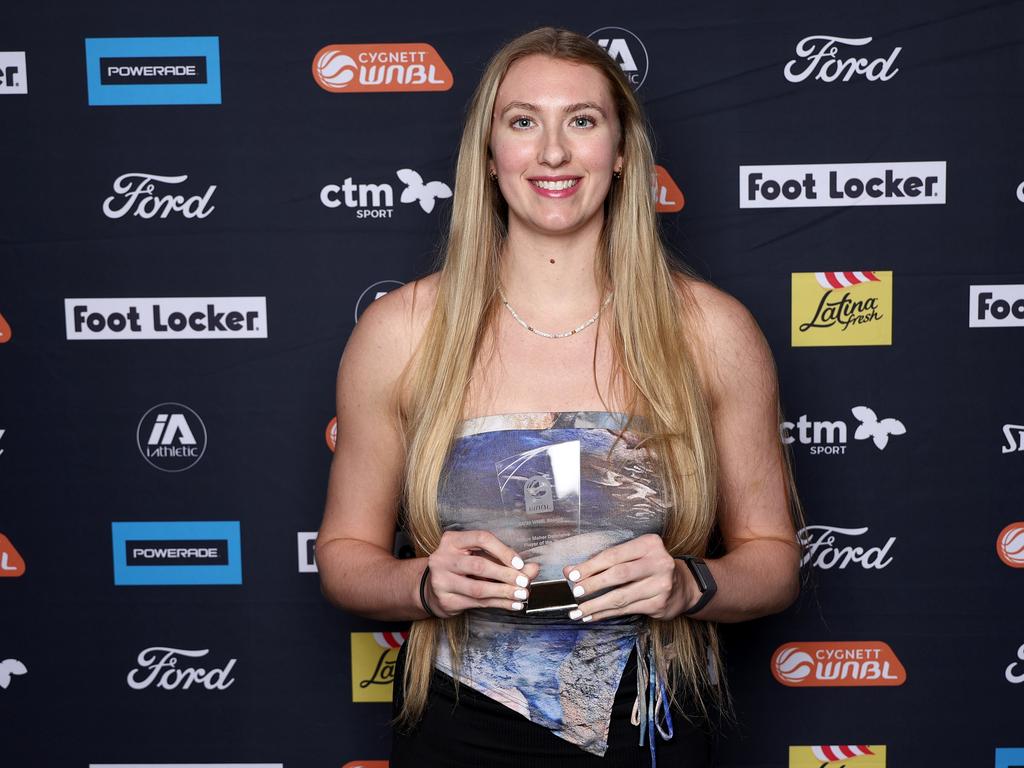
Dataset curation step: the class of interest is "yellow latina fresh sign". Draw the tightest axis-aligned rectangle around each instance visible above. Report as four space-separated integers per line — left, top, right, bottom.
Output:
792 271 892 346
789 745 886 767
351 631 405 702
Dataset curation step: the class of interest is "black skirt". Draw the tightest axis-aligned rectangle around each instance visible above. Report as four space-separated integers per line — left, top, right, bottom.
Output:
390 640 714 767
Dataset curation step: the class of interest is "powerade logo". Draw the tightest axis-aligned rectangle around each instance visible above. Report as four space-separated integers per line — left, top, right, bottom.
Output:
111 521 242 585
996 748 1024 768
85 37 221 106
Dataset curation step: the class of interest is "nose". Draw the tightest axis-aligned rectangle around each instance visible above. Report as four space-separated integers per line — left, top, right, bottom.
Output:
538 125 570 167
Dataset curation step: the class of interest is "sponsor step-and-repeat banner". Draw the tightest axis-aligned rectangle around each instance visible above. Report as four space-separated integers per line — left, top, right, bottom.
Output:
2 1 1022 766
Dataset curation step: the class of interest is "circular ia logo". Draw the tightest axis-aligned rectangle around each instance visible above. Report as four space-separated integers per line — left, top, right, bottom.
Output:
137 402 207 472
354 280 404 323
588 26 649 89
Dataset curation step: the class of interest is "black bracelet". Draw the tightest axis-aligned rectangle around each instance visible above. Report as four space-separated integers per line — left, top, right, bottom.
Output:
419 564 439 618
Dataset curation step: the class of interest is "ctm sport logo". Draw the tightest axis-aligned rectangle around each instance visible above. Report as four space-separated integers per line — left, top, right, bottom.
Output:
321 168 451 219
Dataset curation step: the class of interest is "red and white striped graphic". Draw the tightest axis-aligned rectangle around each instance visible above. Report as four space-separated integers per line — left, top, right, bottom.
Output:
372 630 409 649
815 271 880 290
811 745 876 762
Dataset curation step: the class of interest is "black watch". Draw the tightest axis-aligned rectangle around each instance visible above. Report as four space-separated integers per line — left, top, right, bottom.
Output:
675 555 717 616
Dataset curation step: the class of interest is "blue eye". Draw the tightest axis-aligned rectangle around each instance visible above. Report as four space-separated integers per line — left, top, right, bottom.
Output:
511 117 534 129
571 115 596 128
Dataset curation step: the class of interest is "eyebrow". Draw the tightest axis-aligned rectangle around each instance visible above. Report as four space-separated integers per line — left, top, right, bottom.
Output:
499 101 608 118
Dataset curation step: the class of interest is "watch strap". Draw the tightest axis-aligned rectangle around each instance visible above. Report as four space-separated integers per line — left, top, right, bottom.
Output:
675 555 717 616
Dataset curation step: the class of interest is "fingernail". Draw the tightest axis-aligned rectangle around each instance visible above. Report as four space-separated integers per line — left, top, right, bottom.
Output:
511 601 524 611
568 569 581 582
572 585 585 597
512 556 525 569
581 615 593 622
514 588 528 600
569 609 583 620
516 574 529 588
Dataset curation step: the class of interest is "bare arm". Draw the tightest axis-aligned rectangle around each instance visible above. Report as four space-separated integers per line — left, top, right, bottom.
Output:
316 283 429 622
678 280 801 623
316 278 542 621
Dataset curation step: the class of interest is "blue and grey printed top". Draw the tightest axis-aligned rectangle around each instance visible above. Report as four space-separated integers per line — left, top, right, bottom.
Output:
433 411 669 756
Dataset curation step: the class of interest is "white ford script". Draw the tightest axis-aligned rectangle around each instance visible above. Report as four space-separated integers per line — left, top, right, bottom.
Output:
740 161 946 208
65 297 268 340
784 35 901 83
127 646 236 690
102 172 216 219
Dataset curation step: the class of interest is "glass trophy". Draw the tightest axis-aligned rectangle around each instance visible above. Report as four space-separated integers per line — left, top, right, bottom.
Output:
495 440 581 614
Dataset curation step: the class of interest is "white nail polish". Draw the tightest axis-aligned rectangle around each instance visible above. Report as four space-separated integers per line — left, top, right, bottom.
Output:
516 574 529 588
569 609 583 619
514 588 528 600
512 556 525 569
511 602 524 611
572 585 585 597
568 569 581 582
581 615 593 622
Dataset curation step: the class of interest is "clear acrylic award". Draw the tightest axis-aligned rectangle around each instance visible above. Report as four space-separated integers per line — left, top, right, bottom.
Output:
495 440 581 614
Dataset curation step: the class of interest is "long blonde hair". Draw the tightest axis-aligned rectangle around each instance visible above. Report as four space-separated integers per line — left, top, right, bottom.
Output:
391 26 802 730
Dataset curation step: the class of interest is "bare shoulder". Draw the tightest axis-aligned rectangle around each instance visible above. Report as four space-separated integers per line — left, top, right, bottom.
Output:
337 271 440 413
670 272 777 407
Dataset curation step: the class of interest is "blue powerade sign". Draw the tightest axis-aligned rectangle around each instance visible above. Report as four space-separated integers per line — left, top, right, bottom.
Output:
85 36 221 105
112 520 242 585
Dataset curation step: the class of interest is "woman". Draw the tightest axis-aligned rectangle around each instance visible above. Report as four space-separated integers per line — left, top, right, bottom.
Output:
317 27 803 767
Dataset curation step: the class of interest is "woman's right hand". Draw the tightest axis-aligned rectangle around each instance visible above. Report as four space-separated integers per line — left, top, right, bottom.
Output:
423 530 541 618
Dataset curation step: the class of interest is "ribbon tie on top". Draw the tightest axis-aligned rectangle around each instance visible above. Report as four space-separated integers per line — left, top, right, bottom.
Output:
631 635 674 767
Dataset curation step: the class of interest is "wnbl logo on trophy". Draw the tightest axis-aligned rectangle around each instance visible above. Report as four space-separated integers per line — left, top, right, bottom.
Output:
111 521 242 585
351 631 407 702
85 36 221 105
791 271 892 346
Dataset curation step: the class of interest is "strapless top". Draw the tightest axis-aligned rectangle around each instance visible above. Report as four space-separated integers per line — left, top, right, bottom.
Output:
432 411 672 756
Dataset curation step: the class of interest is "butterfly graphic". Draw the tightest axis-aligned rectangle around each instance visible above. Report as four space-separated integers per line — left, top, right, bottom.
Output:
851 406 906 450
397 169 452 213
0 658 27 689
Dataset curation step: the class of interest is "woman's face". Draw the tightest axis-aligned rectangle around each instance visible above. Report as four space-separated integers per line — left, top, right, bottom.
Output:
489 55 623 239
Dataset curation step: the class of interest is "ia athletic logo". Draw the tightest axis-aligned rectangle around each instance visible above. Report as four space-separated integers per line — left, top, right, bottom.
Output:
137 402 207 472
0 310 11 343
354 279 403 323
589 27 649 89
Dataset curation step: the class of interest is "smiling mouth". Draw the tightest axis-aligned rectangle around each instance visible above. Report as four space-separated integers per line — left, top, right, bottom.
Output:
530 178 580 191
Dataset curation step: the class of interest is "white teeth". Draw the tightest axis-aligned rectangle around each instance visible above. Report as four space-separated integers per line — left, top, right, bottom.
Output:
532 178 579 191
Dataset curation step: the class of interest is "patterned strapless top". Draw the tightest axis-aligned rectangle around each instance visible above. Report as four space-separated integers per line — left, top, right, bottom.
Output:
432 411 670 756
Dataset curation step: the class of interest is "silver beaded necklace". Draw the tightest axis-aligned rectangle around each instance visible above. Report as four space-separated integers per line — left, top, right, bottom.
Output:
497 285 613 339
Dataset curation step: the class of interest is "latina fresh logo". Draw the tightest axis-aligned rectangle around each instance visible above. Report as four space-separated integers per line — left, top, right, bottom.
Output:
792 271 892 347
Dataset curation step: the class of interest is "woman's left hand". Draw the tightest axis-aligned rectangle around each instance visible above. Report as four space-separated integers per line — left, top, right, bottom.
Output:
561 534 696 622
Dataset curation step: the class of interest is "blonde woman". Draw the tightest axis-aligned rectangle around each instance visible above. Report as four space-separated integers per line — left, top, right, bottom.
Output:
317 27 803 767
